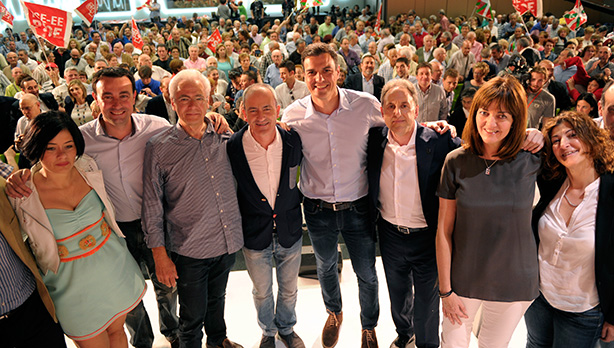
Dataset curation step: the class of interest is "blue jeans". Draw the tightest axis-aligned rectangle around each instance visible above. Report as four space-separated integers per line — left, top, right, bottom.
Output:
172 252 236 348
118 220 179 347
303 197 379 329
525 292 604 348
242 235 303 337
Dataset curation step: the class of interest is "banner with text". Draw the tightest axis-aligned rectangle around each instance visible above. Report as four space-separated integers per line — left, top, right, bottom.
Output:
21 1 72 47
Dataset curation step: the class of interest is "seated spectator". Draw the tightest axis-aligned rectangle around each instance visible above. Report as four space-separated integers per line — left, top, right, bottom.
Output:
64 79 94 126
136 65 161 97
574 92 599 117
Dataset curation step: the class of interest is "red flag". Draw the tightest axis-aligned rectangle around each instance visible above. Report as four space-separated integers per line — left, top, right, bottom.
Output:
21 1 72 47
0 0 14 27
131 18 143 50
512 0 543 17
374 3 382 33
74 0 98 27
207 29 222 53
136 0 151 11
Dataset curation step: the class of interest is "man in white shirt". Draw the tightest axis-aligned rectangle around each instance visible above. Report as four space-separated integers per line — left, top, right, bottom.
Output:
275 60 309 113
367 78 460 348
227 83 306 348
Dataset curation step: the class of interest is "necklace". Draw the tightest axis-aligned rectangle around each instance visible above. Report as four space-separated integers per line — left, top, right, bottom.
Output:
483 159 498 175
563 192 580 207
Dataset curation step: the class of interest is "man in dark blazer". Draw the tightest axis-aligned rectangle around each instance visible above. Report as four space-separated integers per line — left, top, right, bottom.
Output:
344 54 385 101
0 179 66 347
226 84 306 348
145 76 174 123
366 79 460 348
12 76 59 113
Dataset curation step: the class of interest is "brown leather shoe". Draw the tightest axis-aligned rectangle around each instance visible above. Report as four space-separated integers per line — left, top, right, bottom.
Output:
322 310 343 348
362 329 378 348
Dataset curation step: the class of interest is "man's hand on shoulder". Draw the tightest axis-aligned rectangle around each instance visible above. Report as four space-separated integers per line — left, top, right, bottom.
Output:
6 169 32 198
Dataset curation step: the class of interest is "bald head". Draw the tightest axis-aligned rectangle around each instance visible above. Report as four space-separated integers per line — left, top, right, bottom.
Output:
19 93 40 120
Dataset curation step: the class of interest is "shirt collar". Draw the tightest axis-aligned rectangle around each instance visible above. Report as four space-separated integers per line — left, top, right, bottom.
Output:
174 118 214 140
386 121 418 148
96 114 139 138
244 126 281 150
305 87 348 118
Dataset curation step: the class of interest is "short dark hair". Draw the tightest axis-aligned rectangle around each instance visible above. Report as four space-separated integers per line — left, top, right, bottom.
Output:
396 56 409 66
443 68 459 79
21 111 85 163
19 75 35 89
139 65 153 79
241 70 258 83
279 60 295 73
302 42 338 68
416 62 432 72
92 67 136 94
228 68 242 81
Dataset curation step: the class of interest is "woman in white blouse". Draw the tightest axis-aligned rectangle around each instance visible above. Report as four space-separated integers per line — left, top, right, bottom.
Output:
527 111 614 347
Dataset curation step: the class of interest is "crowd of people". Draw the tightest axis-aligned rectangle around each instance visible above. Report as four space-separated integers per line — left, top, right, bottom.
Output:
0 3 614 348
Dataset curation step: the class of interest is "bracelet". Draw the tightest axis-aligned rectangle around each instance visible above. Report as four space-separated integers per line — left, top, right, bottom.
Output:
439 289 453 298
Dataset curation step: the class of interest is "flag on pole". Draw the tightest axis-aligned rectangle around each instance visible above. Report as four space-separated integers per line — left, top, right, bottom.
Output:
374 3 382 33
207 29 222 53
74 0 98 26
512 0 542 18
311 0 323 6
0 0 13 27
21 0 72 47
131 17 143 50
475 0 494 19
136 0 151 11
563 0 587 31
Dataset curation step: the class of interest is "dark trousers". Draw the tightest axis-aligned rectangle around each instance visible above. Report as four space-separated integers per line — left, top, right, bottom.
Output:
172 252 236 348
118 220 179 348
0 290 66 348
378 219 439 348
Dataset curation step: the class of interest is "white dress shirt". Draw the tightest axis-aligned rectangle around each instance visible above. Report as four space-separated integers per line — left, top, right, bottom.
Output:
281 88 384 203
242 127 283 208
379 125 427 228
362 74 374 95
538 177 600 312
274 80 310 113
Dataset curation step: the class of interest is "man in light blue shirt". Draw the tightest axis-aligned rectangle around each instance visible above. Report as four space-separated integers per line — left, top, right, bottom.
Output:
264 50 283 88
281 42 384 348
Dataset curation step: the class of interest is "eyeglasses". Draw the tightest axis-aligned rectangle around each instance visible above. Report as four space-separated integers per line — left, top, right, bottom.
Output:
289 89 294 101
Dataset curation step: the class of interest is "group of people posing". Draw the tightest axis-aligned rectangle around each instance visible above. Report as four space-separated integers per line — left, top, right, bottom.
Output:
0 5 614 348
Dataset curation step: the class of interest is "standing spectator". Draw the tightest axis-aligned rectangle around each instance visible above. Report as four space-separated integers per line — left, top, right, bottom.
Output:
525 66 556 128
413 62 448 122
448 41 476 81
275 60 309 113
345 54 385 101
264 49 283 88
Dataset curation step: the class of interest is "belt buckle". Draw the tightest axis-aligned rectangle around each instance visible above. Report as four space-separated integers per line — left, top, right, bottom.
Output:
331 202 344 211
398 226 411 234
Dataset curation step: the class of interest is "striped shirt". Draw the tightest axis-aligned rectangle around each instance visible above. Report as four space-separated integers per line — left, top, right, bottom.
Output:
0 231 36 315
142 122 243 259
